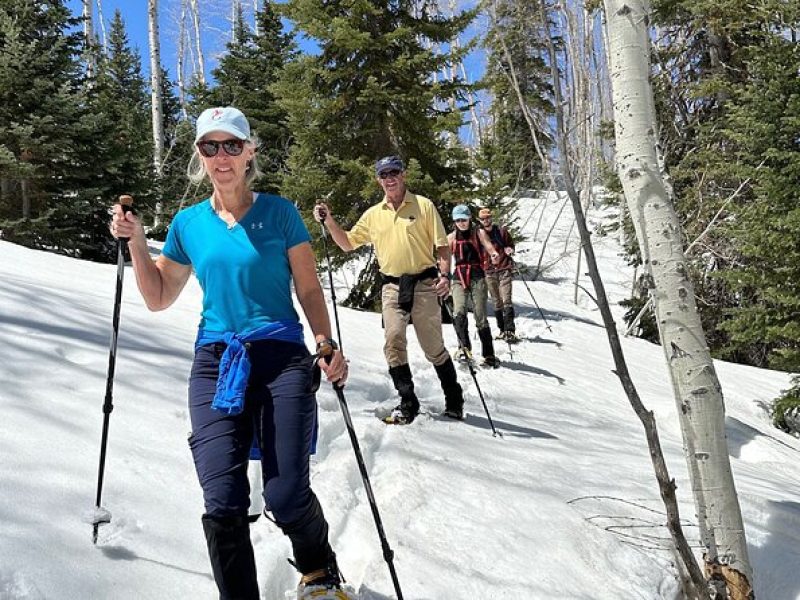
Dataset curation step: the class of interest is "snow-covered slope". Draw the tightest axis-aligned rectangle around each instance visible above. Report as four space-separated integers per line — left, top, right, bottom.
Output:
1 193 798 600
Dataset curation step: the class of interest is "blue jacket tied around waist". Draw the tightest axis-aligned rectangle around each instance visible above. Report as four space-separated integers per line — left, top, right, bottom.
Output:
195 321 305 415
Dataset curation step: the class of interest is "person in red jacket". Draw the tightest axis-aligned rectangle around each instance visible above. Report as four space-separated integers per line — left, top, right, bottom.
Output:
478 207 518 342
448 204 501 367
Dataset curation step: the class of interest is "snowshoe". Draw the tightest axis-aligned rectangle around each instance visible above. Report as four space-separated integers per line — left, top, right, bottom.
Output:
295 584 357 600
442 406 464 420
382 406 416 425
453 347 474 365
295 561 358 600
503 331 520 344
482 356 500 369
494 331 507 340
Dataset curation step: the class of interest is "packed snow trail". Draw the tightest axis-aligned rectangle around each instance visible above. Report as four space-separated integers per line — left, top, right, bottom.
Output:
1 194 799 599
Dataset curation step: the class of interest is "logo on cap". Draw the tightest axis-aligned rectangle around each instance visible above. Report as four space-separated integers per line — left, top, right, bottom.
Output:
212 108 224 120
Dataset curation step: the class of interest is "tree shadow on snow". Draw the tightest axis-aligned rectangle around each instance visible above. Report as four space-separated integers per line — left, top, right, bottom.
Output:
459 412 559 440
725 416 800 458
500 360 566 385
514 304 602 328
530 335 563 348
748 500 800 600
99 545 212 580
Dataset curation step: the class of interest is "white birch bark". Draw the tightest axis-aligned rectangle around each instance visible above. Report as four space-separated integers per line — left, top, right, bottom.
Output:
602 0 753 596
176 0 189 119
253 0 260 36
531 0 707 593
148 0 165 227
189 0 207 86
95 0 108 53
231 0 241 43
82 0 96 79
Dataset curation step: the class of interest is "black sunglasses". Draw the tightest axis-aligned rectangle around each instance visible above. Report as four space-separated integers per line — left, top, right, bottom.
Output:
196 139 246 158
378 169 402 180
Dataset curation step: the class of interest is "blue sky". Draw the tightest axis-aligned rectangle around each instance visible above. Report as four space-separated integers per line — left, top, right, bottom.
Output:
66 1 486 85
66 0 488 145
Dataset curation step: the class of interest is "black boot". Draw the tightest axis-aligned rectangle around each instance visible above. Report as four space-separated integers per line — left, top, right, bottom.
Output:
478 327 499 368
434 359 464 419
297 550 344 595
503 306 518 342
495 311 506 336
387 364 420 423
453 313 471 352
275 491 332 575
202 514 260 600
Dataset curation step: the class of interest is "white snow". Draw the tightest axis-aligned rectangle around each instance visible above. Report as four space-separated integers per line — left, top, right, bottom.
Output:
1 193 799 600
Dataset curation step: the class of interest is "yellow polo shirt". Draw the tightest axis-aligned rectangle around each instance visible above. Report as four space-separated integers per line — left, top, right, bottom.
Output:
346 191 448 277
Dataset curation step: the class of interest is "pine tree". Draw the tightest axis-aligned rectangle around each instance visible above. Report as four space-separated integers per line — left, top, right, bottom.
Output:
87 11 154 215
713 29 800 373
0 0 118 260
193 2 295 194
622 0 799 368
150 64 193 237
478 0 551 215
276 0 475 308
604 0 754 592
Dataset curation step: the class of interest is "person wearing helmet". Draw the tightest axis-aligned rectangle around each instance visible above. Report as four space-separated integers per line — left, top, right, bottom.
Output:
448 204 502 368
478 207 517 342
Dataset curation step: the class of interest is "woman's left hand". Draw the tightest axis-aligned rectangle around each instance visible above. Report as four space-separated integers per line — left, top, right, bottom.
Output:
320 349 349 386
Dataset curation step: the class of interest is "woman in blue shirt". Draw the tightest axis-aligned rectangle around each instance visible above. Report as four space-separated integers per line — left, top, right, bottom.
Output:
111 107 351 600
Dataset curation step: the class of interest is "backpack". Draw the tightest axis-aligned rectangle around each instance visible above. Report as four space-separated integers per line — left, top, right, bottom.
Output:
450 227 486 288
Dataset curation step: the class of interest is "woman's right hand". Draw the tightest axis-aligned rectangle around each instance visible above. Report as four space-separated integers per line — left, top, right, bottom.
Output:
320 348 349 386
110 203 145 243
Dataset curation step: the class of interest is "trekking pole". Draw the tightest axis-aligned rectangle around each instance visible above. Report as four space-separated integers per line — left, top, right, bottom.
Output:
440 294 500 438
92 194 134 544
514 262 552 332
316 207 405 600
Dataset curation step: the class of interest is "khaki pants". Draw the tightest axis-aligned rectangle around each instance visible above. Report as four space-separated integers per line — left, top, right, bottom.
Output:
486 269 513 313
382 278 449 368
451 276 489 330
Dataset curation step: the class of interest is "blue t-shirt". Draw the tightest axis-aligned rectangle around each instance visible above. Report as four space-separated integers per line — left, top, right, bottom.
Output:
162 193 311 333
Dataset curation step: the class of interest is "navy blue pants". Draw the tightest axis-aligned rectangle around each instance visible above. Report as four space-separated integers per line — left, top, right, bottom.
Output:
188 339 332 573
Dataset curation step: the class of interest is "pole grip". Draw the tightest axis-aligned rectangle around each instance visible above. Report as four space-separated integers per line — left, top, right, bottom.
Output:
117 195 135 243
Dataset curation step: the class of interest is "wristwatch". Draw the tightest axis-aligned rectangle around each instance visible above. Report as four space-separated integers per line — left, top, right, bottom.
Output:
316 338 339 357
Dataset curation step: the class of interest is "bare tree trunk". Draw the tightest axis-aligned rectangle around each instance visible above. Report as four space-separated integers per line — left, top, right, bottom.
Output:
602 1 754 597
189 0 207 86
148 0 165 227
558 0 596 305
458 60 482 145
82 0 96 79
504 0 711 595
253 0 260 35
176 0 189 119
490 1 559 194
231 0 241 42
95 0 108 53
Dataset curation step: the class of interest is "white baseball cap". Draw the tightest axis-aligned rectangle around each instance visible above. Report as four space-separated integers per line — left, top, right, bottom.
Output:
195 107 251 142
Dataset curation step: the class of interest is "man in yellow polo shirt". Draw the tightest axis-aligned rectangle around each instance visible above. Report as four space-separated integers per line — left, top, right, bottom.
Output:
314 155 464 424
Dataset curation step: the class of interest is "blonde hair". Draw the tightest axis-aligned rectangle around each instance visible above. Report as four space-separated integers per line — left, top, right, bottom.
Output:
187 135 264 186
